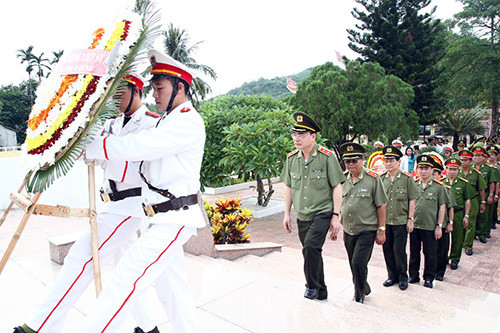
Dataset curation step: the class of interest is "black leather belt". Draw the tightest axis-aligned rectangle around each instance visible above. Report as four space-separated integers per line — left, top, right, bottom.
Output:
143 194 198 217
100 187 142 203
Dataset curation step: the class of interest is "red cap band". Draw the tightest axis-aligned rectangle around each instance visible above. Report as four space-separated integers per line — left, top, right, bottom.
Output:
151 63 193 85
123 75 144 90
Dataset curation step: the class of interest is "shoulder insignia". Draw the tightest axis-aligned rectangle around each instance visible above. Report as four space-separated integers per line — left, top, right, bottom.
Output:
287 150 299 158
402 171 412 177
414 177 420 182
444 184 452 189
343 170 349 175
488 163 497 169
109 113 123 119
318 146 333 156
145 111 161 118
459 177 469 183
366 170 379 178
180 107 191 113
474 169 482 175
434 179 443 185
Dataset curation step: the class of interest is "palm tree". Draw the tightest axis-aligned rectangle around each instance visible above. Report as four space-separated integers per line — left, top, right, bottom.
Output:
31 52 52 83
17 45 35 106
51 50 64 65
439 107 487 149
143 23 217 107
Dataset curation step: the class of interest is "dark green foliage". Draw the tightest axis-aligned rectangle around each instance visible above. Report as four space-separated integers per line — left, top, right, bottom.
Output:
226 68 313 100
289 61 417 144
347 0 446 125
0 80 37 143
200 95 295 204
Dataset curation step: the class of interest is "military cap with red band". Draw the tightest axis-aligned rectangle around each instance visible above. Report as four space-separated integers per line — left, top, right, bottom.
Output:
458 149 473 158
445 157 461 167
148 49 194 86
123 73 145 90
472 146 489 157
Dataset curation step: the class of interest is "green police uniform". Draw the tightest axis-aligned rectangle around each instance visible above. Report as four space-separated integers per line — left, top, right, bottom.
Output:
409 177 447 282
281 139 345 298
436 180 457 279
341 167 388 299
475 162 497 239
458 167 487 250
443 176 474 264
381 169 418 283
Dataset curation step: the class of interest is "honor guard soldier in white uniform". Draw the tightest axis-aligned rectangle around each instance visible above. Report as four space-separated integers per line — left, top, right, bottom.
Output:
14 74 161 333
81 50 205 333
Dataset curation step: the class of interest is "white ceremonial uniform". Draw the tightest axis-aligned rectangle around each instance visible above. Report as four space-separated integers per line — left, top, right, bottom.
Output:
26 106 160 333
81 100 205 333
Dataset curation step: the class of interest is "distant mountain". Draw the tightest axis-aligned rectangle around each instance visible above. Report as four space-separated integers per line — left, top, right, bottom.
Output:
225 67 314 100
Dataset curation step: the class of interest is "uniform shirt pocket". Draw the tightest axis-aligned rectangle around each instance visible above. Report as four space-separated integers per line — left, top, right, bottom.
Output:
395 186 407 201
291 172 301 190
311 172 327 190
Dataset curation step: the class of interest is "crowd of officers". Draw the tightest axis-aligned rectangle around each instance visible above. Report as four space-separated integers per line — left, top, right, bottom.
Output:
281 112 499 304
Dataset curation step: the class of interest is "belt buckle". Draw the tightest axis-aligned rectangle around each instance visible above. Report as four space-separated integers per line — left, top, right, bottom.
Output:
144 205 156 217
100 193 111 203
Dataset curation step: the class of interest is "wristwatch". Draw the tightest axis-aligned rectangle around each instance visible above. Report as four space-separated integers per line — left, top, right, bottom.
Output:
408 217 414 221
332 212 339 217
465 214 469 218
378 226 386 231
438 223 443 228
449 220 454 225
481 201 486 204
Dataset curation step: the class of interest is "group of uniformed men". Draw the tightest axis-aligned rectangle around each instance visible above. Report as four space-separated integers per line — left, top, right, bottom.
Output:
281 112 499 304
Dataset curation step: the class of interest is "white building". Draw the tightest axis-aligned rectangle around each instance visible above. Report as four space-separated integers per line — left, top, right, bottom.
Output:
0 122 17 147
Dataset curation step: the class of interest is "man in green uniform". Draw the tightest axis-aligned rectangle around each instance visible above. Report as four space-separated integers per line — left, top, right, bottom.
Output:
380 145 418 291
458 149 487 256
339 142 387 303
281 112 345 300
471 145 497 243
487 145 500 231
409 155 447 289
430 158 456 281
443 157 473 270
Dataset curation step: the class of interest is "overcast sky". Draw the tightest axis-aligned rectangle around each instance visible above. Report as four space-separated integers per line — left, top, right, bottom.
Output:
0 0 463 97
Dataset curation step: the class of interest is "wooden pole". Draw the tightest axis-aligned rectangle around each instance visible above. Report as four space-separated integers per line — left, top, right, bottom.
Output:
0 191 41 274
0 179 28 228
88 163 102 296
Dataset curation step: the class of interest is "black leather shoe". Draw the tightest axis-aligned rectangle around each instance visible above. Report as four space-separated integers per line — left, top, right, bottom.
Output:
353 296 364 303
304 287 319 299
424 280 433 288
486 233 491 238
134 327 160 333
408 276 420 284
383 278 397 287
465 249 473 256
479 237 487 243
317 289 328 300
450 262 458 270
492 224 497 229
435 276 444 281
399 281 408 290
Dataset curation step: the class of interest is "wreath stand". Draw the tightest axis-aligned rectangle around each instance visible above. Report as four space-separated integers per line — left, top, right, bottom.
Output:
0 164 102 296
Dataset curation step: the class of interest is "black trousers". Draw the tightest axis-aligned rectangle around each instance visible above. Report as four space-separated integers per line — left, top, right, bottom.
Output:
436 228 450 278
343 230 377 299
382 224 408 282
297 212 332 292
409 228 437 281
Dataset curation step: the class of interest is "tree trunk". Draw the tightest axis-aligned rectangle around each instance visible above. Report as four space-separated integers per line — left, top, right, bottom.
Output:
491 100 499 137
256 175 274 207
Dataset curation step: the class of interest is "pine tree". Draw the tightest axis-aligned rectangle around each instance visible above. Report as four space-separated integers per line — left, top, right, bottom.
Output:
347 0 446 125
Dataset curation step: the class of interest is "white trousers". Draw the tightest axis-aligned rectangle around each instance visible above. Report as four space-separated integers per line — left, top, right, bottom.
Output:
27 213 157 333
77 223 200 333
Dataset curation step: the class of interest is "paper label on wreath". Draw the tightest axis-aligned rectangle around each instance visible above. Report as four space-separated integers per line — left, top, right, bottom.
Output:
55 49 111 76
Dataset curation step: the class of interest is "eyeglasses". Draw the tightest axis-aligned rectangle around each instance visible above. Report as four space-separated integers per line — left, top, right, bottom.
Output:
291 132 309 138
344 158 361 164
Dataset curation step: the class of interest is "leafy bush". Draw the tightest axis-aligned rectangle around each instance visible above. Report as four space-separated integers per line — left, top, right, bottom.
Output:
205 198 253 244
200 95 295 205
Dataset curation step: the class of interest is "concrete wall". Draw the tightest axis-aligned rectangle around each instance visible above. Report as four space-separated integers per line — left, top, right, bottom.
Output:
0 157 104 210
0 124 17 147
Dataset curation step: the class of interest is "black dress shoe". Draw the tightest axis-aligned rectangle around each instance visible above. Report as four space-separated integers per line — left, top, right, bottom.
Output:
492 224 497 229
424 280 433 288
465 249 473 256
353 296 364 303
304 287 319 299
383 278 397 287
479 237 487 243
399 281 408 290
435 276 443 281
486 233 491 238
408 276 420 284
450 262 458 270
317 289 328 300
134 327 160 333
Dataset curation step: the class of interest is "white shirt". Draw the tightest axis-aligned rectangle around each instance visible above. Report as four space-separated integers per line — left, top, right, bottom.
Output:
86 101 206 227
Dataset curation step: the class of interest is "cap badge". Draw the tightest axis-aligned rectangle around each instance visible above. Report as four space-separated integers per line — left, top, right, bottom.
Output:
347 146 354 151
150 55 157 66
387 148 392 152
297 115 303 122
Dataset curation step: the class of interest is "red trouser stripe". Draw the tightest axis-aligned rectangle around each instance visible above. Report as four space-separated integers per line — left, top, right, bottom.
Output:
120 161 128 183
37 216 132 332
101 226 185 332
103 136 109 160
